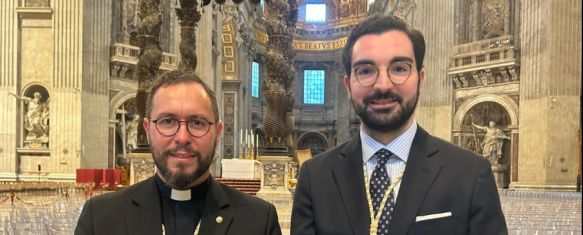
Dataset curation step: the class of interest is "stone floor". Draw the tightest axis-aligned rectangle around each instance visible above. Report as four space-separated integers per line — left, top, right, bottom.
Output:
0 189 580 234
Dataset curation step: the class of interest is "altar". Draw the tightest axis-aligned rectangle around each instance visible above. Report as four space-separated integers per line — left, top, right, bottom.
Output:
221 159 261 179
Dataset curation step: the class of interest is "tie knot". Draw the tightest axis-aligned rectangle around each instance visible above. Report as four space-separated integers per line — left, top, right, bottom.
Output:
375 149 392 165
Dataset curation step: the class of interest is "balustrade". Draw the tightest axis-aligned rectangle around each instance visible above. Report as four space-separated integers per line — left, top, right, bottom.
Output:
110 43 178 79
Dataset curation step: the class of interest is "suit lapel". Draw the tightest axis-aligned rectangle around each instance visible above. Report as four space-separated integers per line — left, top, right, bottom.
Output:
389 127 443 235
332 135 369 234
125 177 164 235
198 178 233 235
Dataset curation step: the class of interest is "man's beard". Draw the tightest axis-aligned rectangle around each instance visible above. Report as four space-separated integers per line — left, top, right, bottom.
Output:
153 143 215 190
352 87 419 132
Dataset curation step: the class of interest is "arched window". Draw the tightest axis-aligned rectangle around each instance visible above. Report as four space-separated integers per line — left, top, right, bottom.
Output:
303 69 325 104
251 61 260 98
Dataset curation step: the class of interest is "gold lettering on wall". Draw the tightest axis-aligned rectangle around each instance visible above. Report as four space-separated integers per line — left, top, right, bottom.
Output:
292 38 347 51
255 31 347 51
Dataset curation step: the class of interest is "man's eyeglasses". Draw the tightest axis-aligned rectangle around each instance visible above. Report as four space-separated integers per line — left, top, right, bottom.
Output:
151 117 215 137
352 62 414 86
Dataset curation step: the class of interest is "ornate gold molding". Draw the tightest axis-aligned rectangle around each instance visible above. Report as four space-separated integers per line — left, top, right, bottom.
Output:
256 31 269 44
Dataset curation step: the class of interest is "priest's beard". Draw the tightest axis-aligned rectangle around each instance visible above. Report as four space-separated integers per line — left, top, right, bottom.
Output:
153 143 215 190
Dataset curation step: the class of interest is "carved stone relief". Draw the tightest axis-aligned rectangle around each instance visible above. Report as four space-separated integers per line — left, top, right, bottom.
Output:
223 93 235 159
457 67 519 89
481 0 507 39
263 162 286 189
132 158 154 183
394 0 416 22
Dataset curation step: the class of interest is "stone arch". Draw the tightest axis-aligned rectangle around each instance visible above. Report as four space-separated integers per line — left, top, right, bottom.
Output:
297 131 328 155
453 94 518 130
109 92 138 167
21 82 50 98
109 91 137 119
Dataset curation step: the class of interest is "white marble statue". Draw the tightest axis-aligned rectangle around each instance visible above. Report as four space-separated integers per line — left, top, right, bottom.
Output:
9 92 50 143
126 114 140 151
472 121 510 166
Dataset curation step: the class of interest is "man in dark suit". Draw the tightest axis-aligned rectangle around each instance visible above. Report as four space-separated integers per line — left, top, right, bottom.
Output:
291 15 507 235
76 70 281 235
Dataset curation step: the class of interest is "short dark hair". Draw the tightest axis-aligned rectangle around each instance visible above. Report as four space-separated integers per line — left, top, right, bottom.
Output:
146 70 220 121
342 15 426 76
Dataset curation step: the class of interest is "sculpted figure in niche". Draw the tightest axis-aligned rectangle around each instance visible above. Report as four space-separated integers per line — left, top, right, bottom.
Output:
472 121 510 166
9 92 50 143
126 114 140 152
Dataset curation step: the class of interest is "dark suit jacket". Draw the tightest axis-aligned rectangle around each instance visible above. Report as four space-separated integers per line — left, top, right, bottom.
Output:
75 176 282 235
291 127 507 235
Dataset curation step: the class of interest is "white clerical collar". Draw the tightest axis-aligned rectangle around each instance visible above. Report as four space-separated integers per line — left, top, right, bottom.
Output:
170 188 191 201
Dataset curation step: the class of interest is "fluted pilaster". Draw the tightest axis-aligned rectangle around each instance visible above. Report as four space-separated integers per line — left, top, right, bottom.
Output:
46 0 83 175
81 0 111 168
409 0 455 139
515 0 581 189
0 0 18 177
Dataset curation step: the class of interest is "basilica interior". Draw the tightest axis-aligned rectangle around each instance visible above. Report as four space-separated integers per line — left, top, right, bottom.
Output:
0 0 581 234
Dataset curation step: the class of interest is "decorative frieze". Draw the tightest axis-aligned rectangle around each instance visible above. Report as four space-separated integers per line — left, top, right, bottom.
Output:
448 35 519 90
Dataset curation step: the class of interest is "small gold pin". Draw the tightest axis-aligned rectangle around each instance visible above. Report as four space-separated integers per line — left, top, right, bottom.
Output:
216 216 224 224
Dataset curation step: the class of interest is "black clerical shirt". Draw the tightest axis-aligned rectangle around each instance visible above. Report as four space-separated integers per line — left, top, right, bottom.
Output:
155 175 209 235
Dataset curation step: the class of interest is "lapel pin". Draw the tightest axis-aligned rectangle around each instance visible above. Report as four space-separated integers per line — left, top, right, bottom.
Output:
216 216 224 224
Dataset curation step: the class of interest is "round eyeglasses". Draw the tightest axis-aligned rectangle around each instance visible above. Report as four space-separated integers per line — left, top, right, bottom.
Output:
151 117 215 137
352 62 414 86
